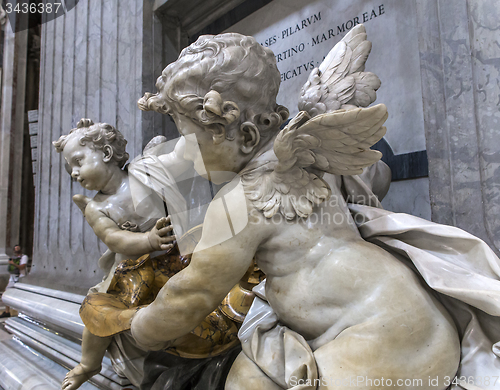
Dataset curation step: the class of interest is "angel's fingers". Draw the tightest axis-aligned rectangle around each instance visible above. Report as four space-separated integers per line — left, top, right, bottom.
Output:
160 235 176 244
157 225 174 236
160 243 174 251
155 217 168 229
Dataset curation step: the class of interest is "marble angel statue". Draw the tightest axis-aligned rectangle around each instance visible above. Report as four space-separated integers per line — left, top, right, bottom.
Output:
130 25 500 390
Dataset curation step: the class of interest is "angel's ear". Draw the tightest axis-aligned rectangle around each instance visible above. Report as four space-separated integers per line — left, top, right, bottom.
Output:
239 122 261 154
102 145 113 163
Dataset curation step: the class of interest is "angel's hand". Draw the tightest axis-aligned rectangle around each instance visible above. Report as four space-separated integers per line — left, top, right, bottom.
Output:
147 216 176 251
72 194 92 216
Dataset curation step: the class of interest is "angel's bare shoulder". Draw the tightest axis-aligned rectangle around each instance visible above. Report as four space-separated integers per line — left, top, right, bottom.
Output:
71 193 107 219
83 199 112 224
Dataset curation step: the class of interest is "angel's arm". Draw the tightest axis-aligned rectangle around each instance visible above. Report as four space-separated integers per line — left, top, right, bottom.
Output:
130 183 262 349
83 201 175 256
158 136 192 178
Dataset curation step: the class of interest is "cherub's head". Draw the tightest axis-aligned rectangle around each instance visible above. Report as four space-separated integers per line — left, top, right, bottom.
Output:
139 33 289 179
53 119 129 191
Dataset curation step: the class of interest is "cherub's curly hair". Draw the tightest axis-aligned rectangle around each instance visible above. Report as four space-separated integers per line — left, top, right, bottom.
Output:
53 119 129 168
138 33 289 144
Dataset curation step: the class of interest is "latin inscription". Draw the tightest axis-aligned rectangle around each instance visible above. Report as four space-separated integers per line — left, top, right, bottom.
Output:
312 5 385 47
256 4 386 83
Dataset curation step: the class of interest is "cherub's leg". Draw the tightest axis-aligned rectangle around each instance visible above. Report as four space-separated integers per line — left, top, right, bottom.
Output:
313 322 458 390
62 327 112 390
225 352 283 390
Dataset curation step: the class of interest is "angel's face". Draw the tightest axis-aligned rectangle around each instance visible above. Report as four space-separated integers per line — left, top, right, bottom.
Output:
62 135 117 191
172 112 247 183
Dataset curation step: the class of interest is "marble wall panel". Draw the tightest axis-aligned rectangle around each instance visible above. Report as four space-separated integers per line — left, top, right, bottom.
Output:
416 0 500 255
469 0 500 252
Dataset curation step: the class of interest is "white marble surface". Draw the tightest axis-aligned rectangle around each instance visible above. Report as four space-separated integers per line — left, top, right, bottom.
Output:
0 321 11 343
0 338 100 390
2 287 84 338
5 317 127 386
227 0 426 155
6 327 124 390
14 283 85 304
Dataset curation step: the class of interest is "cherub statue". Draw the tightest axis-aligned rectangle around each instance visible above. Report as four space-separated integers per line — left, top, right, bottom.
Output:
131 25 500 389
53 120 177 389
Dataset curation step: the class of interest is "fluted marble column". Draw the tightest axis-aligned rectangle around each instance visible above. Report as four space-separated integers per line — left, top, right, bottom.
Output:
0 26 14 265
0 22 28 277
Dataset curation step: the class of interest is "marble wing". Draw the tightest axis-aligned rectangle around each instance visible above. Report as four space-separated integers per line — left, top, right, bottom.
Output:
298 24 381 116
241 104 387 220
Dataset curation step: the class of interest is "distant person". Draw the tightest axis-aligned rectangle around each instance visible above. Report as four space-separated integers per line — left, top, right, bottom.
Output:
0 245 28 318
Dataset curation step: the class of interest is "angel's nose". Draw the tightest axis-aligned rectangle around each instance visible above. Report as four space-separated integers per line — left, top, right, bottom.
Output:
71 168 79 179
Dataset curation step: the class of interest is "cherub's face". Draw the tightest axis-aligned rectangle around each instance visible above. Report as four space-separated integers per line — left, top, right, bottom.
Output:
62 135 118 191
172 112 245 183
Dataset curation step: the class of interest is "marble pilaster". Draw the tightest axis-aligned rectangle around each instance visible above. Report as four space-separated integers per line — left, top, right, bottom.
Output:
0 25 15 264
415 0 500 256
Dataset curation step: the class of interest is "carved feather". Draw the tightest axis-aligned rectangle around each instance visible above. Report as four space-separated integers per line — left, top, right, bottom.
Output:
298 24 381 116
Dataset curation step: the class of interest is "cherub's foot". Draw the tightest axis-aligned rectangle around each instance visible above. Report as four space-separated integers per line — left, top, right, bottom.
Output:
61 364 101 390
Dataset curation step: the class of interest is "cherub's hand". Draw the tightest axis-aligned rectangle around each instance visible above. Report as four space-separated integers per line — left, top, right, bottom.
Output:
147 216 176 251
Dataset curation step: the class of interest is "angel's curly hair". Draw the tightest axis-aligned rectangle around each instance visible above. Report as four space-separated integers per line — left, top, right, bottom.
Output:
53 119 129 168
138 33 289 144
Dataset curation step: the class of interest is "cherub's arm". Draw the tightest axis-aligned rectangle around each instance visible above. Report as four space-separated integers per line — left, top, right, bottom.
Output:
158 136 192 178
130 185 263 350
83 200 175 256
